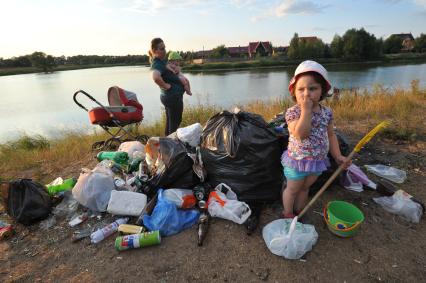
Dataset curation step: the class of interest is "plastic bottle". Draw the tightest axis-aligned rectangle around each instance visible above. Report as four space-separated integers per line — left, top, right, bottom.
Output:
90 218 128 244
47 178 77 196
115 231 161 251
97 151 129 165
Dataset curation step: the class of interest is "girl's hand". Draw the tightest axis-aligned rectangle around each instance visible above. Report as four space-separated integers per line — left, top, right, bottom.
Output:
161 83 171 91
298 93 313 112
335 155 352 170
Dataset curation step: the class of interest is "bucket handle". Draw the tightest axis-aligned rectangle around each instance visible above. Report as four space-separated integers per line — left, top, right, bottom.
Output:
323 205 362 232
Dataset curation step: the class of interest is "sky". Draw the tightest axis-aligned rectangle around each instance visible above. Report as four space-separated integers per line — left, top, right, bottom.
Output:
1 0 426 58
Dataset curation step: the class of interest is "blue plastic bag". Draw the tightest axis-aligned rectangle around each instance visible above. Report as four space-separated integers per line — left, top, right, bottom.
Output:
143 189 200 236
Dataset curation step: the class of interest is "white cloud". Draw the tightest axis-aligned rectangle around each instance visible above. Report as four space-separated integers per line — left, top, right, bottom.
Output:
414 0 426 7
126 0 206 13
251 0 329 22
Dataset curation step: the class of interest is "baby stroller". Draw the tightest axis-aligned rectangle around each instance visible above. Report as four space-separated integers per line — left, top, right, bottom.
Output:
73 86 149 150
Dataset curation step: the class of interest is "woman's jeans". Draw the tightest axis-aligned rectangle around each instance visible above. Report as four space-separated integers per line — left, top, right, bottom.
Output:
160 94 183 136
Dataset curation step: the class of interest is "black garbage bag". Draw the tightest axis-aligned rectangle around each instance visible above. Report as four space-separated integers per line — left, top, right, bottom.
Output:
6 179 52 225
201 111 283 202
145 138 200 196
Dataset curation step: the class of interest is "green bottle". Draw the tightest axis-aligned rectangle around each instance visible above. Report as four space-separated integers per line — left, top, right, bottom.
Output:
96 151 129 165
47 178 77 196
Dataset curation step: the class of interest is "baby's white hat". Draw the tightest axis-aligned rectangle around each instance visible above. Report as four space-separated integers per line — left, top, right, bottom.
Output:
288 60 331 93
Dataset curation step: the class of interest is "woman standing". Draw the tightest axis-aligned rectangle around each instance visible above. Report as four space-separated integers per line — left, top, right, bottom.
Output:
149 38 186 136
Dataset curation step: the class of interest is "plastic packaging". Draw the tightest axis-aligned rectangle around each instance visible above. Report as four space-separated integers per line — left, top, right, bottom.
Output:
373 192 423 223
365 164 407 183
107 190 147 216
163 189 196 208
118 224 146 234
118 141 145 160
115 231 161 251
176 123 203 147
207 183 251 224
90 218 128 244
47 177 77 196
143 189 200 237
263 218 318 260
340 164 376 192
72 167 115 212
97 151 129 165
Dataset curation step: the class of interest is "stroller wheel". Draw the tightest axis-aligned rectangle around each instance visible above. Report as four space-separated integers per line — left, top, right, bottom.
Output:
135 135 150 145
104 138 121 150
91 141 106 151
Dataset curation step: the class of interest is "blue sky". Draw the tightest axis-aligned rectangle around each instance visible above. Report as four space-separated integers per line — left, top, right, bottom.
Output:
1 0 425 58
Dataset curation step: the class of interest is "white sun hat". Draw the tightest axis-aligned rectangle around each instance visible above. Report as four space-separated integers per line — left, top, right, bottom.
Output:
288 60 332 93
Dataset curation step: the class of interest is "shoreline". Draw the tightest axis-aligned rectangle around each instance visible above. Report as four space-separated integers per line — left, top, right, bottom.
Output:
2 54 426 76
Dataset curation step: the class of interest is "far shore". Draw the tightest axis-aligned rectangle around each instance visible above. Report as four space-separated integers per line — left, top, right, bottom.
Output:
1 53 426 76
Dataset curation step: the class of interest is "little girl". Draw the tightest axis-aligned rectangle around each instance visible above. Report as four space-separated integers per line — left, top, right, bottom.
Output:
166 51 192 96
281 60 351 219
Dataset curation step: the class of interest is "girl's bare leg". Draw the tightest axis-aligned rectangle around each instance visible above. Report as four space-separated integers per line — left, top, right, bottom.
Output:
294 174 319 214
282 178 305 216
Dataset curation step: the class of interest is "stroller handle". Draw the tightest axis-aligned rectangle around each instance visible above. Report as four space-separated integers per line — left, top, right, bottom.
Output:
73 90 107 112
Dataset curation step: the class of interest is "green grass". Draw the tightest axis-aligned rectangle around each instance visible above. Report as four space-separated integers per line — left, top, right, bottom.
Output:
0 84 425 180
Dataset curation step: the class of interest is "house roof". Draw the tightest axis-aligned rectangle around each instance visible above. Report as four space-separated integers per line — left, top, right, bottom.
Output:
228 46 248 54
391 33 415 41
298 36 319 43
248 41 271 54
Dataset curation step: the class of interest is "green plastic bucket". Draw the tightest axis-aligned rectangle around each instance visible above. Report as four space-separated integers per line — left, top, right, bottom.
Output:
324 201 364 237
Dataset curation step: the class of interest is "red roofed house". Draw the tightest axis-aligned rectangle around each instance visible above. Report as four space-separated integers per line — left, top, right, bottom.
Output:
298 36 320 43
228 46 249 58
391 33 415 51
248 41 272 58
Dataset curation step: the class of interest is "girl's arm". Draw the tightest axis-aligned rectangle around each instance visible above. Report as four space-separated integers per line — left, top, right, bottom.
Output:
152 70 171 90
328 121 351 169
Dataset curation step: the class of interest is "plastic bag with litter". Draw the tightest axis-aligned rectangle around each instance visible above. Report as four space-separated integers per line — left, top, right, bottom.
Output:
263 218 318 260
365 164 407 183
207 183 251 224
340 164 376 192
373 192 422 223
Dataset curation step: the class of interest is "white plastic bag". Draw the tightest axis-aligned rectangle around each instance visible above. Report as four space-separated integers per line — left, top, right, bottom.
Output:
163 189 196 209
176 123 202 147
207 183 251 224
118 141 145 160
263 218 318 260
72 167 115 212
341 164 376 192
373 192 422 223
365 164 407 183
107 190 147 216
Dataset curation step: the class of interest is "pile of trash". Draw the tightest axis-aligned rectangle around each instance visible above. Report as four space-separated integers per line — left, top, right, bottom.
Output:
1 110 424 260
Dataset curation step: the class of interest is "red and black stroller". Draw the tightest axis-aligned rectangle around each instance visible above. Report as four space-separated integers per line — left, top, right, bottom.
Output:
73 86 149 150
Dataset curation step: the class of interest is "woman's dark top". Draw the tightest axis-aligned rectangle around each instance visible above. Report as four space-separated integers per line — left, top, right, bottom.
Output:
151 57 184 97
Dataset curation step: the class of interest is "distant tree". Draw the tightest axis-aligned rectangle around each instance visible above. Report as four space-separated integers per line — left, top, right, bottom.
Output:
341 28 382 60
29 52 56 72
414 33 426 52
330 35 344 58
287 33 300 59
383 35 403 54
210 45 228 58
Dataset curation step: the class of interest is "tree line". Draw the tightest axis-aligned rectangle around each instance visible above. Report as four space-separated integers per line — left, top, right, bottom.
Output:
288 28 426 60
0 53 150 72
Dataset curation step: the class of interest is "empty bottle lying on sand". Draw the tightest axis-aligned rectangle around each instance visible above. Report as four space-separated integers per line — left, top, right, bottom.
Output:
90 218 128 244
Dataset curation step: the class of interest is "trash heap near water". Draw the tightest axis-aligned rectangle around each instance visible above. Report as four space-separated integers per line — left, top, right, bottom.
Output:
0 110 424 260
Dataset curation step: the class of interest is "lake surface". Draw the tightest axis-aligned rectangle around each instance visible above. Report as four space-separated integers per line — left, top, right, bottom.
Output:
1 62 425 142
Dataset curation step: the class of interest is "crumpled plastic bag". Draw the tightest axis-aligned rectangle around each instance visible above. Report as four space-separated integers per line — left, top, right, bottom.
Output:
341 164 376 192
207 183 251 224
176 123 203 147
72 163 115 212
162 189 196 209
365 164 407 184
143 189 200 236
263 218 318 260
373 192 422 223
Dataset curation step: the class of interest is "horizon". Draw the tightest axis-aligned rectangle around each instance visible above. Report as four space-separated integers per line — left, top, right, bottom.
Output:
1 0 426 58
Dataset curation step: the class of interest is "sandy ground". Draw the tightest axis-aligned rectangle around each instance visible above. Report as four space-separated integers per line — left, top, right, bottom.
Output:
1 133 426 283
